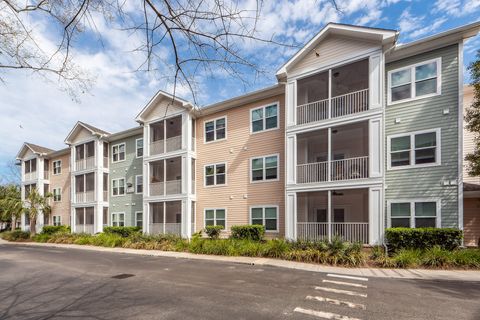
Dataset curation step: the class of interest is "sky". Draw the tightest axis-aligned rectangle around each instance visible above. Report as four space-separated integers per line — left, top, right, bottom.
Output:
1 0 480 182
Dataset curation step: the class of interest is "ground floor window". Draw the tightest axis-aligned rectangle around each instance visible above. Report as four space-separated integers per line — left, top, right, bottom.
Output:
112 213 125 227
250 206 278 232
390 200 439 228
204 208 226 229
136 212 143 228
53 216 61 226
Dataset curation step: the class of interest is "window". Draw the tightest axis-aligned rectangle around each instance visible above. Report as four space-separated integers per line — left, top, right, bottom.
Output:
251 155 278 182
112 178 125 196
53 160 62 175
251 206 278 232
204 209 226 229
112 213 125 227
204 117 226 142
53 215 61 226
251 103 278 133
390 201 439 228
388 58 441 104
136 212 143 228
136 138 144 158
135 175 143 194
53 188 62 202
112 143 126 162
388 129 440 169
205 163 226 186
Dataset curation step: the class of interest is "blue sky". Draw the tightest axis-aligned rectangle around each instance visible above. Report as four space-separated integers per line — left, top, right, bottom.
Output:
1 0 480 182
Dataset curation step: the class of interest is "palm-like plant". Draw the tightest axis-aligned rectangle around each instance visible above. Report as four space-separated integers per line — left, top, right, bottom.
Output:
0 185 22 231
24 188 52 236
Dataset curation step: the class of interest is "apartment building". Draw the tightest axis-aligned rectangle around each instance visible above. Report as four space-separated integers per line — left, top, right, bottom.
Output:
16 22 480 245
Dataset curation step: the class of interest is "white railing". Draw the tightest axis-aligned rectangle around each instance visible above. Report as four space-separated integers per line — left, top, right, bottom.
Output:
166 136 182 153
297 222 368 244
24 171 37 181
297 161 328 183
331 156 368 181
149 223 181 235
166 180 181 195
75 191 95 203
150 182 164 196
150 140 164 155
75 156 96 171
331 89 369 118
75 224 95 234
297 98 329 125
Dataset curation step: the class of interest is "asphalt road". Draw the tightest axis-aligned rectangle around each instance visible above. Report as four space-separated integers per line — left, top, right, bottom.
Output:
0 244 479 320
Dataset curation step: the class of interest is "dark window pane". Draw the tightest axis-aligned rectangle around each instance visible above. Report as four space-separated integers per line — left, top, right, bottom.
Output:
391 151 410 167
415 62 436 81
391 218 410 228
265 116 277 129
415 132 436 148
265 168 277 180
391 84 411 101
391 136 410 151
206 176 215 186
217 220 225 228
391 69 411 86
251 208 263 219
206 131 215 142
252 120 263 132
216 128 225 140
216 174 225 185
252 219 263 225
252 170 263 181
205 220 214 226
216 164 225 174
391 203 411 217
216 118 225 128
415 148 436 164
265 219 277 230
415 218 436 228
416 78 437 96
415 202 436 217
205 121 214 131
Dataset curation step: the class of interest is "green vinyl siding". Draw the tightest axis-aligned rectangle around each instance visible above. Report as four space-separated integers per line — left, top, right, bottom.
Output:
109 133 143 227
385 44 460 228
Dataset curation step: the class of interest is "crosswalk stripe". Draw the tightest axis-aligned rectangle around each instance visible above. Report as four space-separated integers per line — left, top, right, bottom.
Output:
326 274 368 282
306 295 366 310
294 307 362 320
322 279 368 288
315 286 367 298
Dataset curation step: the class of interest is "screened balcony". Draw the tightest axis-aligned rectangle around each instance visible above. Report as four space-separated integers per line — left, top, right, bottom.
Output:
297 121 369 183
74 173 95 203
24 158 37 181
74 207 95 234
297 189 369 244
149 201 182 235
149 157 182 196
296 59 369 125
74 141 95 171
150 115 182 156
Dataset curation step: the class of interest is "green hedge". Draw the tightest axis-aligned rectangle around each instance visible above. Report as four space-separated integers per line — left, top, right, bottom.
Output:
41 225 70 235
230 225 265 241
204 225 223 239
385 228 463 252
103 226 141 238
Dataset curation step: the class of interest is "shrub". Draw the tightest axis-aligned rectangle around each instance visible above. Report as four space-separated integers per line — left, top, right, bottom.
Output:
451 249 480 268
103 226 141 238
230 225 265 241
391 249 422 268
32 233 52 243
385 228 463 253
422 246 453 268
1 230 30 241
261 239 290 258
204 225 223 239
41 225 70 235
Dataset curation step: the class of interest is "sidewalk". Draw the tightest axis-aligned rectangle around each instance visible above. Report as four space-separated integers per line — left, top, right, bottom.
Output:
2 238 479 281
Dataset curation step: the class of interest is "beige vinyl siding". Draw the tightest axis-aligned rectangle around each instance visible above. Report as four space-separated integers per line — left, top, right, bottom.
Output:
48 153 71 226
385 44 460 228
464 198 480 246
463 85 480 184
196 95 285 237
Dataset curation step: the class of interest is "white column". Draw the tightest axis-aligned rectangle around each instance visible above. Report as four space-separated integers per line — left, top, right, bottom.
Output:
181 155 188 194
286 134 296 185
95 139 104 233
369 52 382 110
369 118 382 178
285 192 296 240
182 112 189 151
327 128 332 182
37 157 45 232
143 201 149 234
328 69 332 118
327 190 332 242
369 187 383 245
181 199 192 238
286 81 296 127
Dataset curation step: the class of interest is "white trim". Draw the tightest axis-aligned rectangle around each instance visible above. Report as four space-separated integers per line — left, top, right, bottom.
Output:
52 215 62 226
111 177 126 197
250 153 280 183
135 211 143 228
135 175 143 194
387 128 441 170
203 162 227 187
203 208 227 230
52 160 62 175
203 116 227 144
111 143 126 163
250 101 280 134
249 205 279 233
387 199 441 228
135 138 144 158
111 212 125 227
458 42 464 232
387 57 442 105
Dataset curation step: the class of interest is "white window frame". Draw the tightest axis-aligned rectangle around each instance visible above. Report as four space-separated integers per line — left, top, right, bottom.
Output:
112 178 125 197
204 162 227 187
249 205 279 232
203 116 227 143
387 57 442 105
387 128 441 170
250 154 280 183
135 175 143 194
203 208 227 229
135 211 143 228
52 160 62 175
136 138 144 158
53 215 62 226
53 187 62 202
111 212 125 227
250 102 279 134
387 199 441 228
112 143 126 163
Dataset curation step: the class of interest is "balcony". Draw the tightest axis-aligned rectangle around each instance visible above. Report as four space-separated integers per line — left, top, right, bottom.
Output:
296 189 369 244
150 115 183 156
75 191 95 203
149 201 182 236
74 172 95 203
75 156 95 171
24 171 38 181
74 141 96 172
149 157 182 197
74 207 95 234
296 121 369 184
296 59 369 126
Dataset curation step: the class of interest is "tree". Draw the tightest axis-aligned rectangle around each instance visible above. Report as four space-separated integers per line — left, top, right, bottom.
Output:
0 184 22 231
24 188 52 236
465 50 480 176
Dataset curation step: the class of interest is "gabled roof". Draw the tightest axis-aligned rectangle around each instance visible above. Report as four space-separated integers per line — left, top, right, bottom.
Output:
135 90 196 123
16 142 54 160
276 23 398 79
64 121 110 144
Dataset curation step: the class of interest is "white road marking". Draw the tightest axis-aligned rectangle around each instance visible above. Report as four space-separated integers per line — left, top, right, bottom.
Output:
322 280 367 288
294 307 362 320
306 295 366 310
327 274 368 282
315 286 367 298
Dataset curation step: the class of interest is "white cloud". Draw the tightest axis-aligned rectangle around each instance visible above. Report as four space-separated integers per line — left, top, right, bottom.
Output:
434 0 480 17
398 9 447 40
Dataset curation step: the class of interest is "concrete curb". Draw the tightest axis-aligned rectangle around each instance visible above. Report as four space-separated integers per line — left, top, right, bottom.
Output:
2 239 479 281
